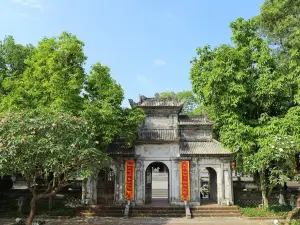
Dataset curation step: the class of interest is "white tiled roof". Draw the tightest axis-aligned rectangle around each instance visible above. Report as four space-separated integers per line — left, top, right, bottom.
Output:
180 140 232 155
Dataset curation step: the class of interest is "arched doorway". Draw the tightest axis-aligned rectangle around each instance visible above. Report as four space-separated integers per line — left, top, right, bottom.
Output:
145 162 169 205
200 167 217 205
97 168 115 204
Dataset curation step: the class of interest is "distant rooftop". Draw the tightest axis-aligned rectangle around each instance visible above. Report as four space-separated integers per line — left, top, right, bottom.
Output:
129 94 184 108
180 140 232 156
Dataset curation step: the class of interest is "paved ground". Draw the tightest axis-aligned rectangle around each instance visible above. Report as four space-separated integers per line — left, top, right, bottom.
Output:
0 217 278 225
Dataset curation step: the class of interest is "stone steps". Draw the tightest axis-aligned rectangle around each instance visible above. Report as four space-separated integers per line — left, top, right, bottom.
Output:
78 205 124 217
129 206 185 218
152 189 168 198
190 206 242 218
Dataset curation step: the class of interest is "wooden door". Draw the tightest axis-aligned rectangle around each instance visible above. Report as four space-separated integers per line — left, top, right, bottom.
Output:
97 169 115 204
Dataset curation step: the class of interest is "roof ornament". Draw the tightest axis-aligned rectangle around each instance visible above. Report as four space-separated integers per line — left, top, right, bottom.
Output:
202 110 208 122
139 95 147 103
154 93 160 99
128 99 135 107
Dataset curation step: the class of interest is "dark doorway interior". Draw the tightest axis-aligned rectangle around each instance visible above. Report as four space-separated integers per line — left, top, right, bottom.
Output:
97 168 115 204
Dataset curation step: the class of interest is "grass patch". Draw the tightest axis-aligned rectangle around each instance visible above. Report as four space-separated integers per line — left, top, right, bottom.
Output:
238 205 292 218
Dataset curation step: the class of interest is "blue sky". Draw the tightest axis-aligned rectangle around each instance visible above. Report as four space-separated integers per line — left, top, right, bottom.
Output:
1 0 263 106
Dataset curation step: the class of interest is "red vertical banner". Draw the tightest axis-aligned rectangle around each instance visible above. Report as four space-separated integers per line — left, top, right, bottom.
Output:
125 160 135 200
180 161 190 201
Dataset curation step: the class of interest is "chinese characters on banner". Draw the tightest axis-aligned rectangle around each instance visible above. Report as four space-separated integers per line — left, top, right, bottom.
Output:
125 160 135 200
180 161 190 201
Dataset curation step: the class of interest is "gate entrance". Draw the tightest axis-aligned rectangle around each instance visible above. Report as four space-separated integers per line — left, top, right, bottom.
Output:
145 162 169 205
200 167 218 205
97 168 115 204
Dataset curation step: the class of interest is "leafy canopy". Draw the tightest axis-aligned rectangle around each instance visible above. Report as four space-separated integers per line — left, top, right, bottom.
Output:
1 32 86 114
0 111 109 188
190 16 300 205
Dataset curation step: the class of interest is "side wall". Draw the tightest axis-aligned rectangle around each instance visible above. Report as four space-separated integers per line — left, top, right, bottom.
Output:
189 156 233 206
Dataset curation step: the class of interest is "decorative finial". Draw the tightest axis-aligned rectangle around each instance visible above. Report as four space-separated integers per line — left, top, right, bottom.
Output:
139 95 147 103
202 110 207 121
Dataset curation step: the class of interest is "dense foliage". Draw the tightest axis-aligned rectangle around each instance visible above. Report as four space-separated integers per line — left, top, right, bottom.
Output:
190 6 300 210
0 32 144 224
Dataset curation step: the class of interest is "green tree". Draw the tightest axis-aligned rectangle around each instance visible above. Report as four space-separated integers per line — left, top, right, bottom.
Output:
1 32 86 114
0 36 34 98
260 0 300 103
159 91 201 115
0 33 145 224
82 62 145 147
0 111 109 225
190 17 299 208
0 32 145 149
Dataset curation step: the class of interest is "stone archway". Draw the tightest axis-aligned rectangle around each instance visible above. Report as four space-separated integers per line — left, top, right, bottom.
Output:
145 162 169 205
97 168 115 204
200 167 218 205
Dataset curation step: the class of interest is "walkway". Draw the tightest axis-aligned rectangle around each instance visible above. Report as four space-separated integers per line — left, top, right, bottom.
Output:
0 217 277 225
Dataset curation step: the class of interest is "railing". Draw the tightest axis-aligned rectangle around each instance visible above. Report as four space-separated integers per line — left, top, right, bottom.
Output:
137 129 178 141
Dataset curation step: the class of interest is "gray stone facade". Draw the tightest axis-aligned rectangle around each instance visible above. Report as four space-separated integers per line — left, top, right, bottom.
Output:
82 95 233 206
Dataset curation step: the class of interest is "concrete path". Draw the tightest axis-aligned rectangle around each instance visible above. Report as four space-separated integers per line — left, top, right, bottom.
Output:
0 217 277 225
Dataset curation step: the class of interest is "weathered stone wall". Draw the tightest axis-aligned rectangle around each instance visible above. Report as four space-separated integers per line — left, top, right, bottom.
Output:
189 156 233 206
135 143 181 205
180 126 212 141
144 116 177 129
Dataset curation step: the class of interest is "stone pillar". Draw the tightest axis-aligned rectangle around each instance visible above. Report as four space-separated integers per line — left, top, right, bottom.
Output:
224 165 233 204
229 167 233 203
82 176 95 205
135 160 143 204
190 159 199 205
118 161 125 204
81 179 87 205
198 161 202 205
171 159 180 205
140 160 145 204
217 165 225 205
91 175 97 204
115 164 120 204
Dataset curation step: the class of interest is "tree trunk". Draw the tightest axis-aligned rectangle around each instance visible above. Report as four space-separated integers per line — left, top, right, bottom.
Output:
259 171 269 208
48 196 53 211
285 197 300 225
262 191 269 208
27 197 37 225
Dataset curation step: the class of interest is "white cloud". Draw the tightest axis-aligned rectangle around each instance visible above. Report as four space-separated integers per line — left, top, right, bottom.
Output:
167 12 173 18
153 59 167 67
11 0 44 11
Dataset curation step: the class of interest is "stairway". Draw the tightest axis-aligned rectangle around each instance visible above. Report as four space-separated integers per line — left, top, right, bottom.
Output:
152 189 168 198
79 205 125 217
129 206 185 218
190 205 241 218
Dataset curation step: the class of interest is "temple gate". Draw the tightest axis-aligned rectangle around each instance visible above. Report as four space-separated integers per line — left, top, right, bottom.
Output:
82 95 233 206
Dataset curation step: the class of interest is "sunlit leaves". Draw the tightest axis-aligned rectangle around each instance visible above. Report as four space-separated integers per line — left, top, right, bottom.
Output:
0 111 109 181
190 15 300 203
